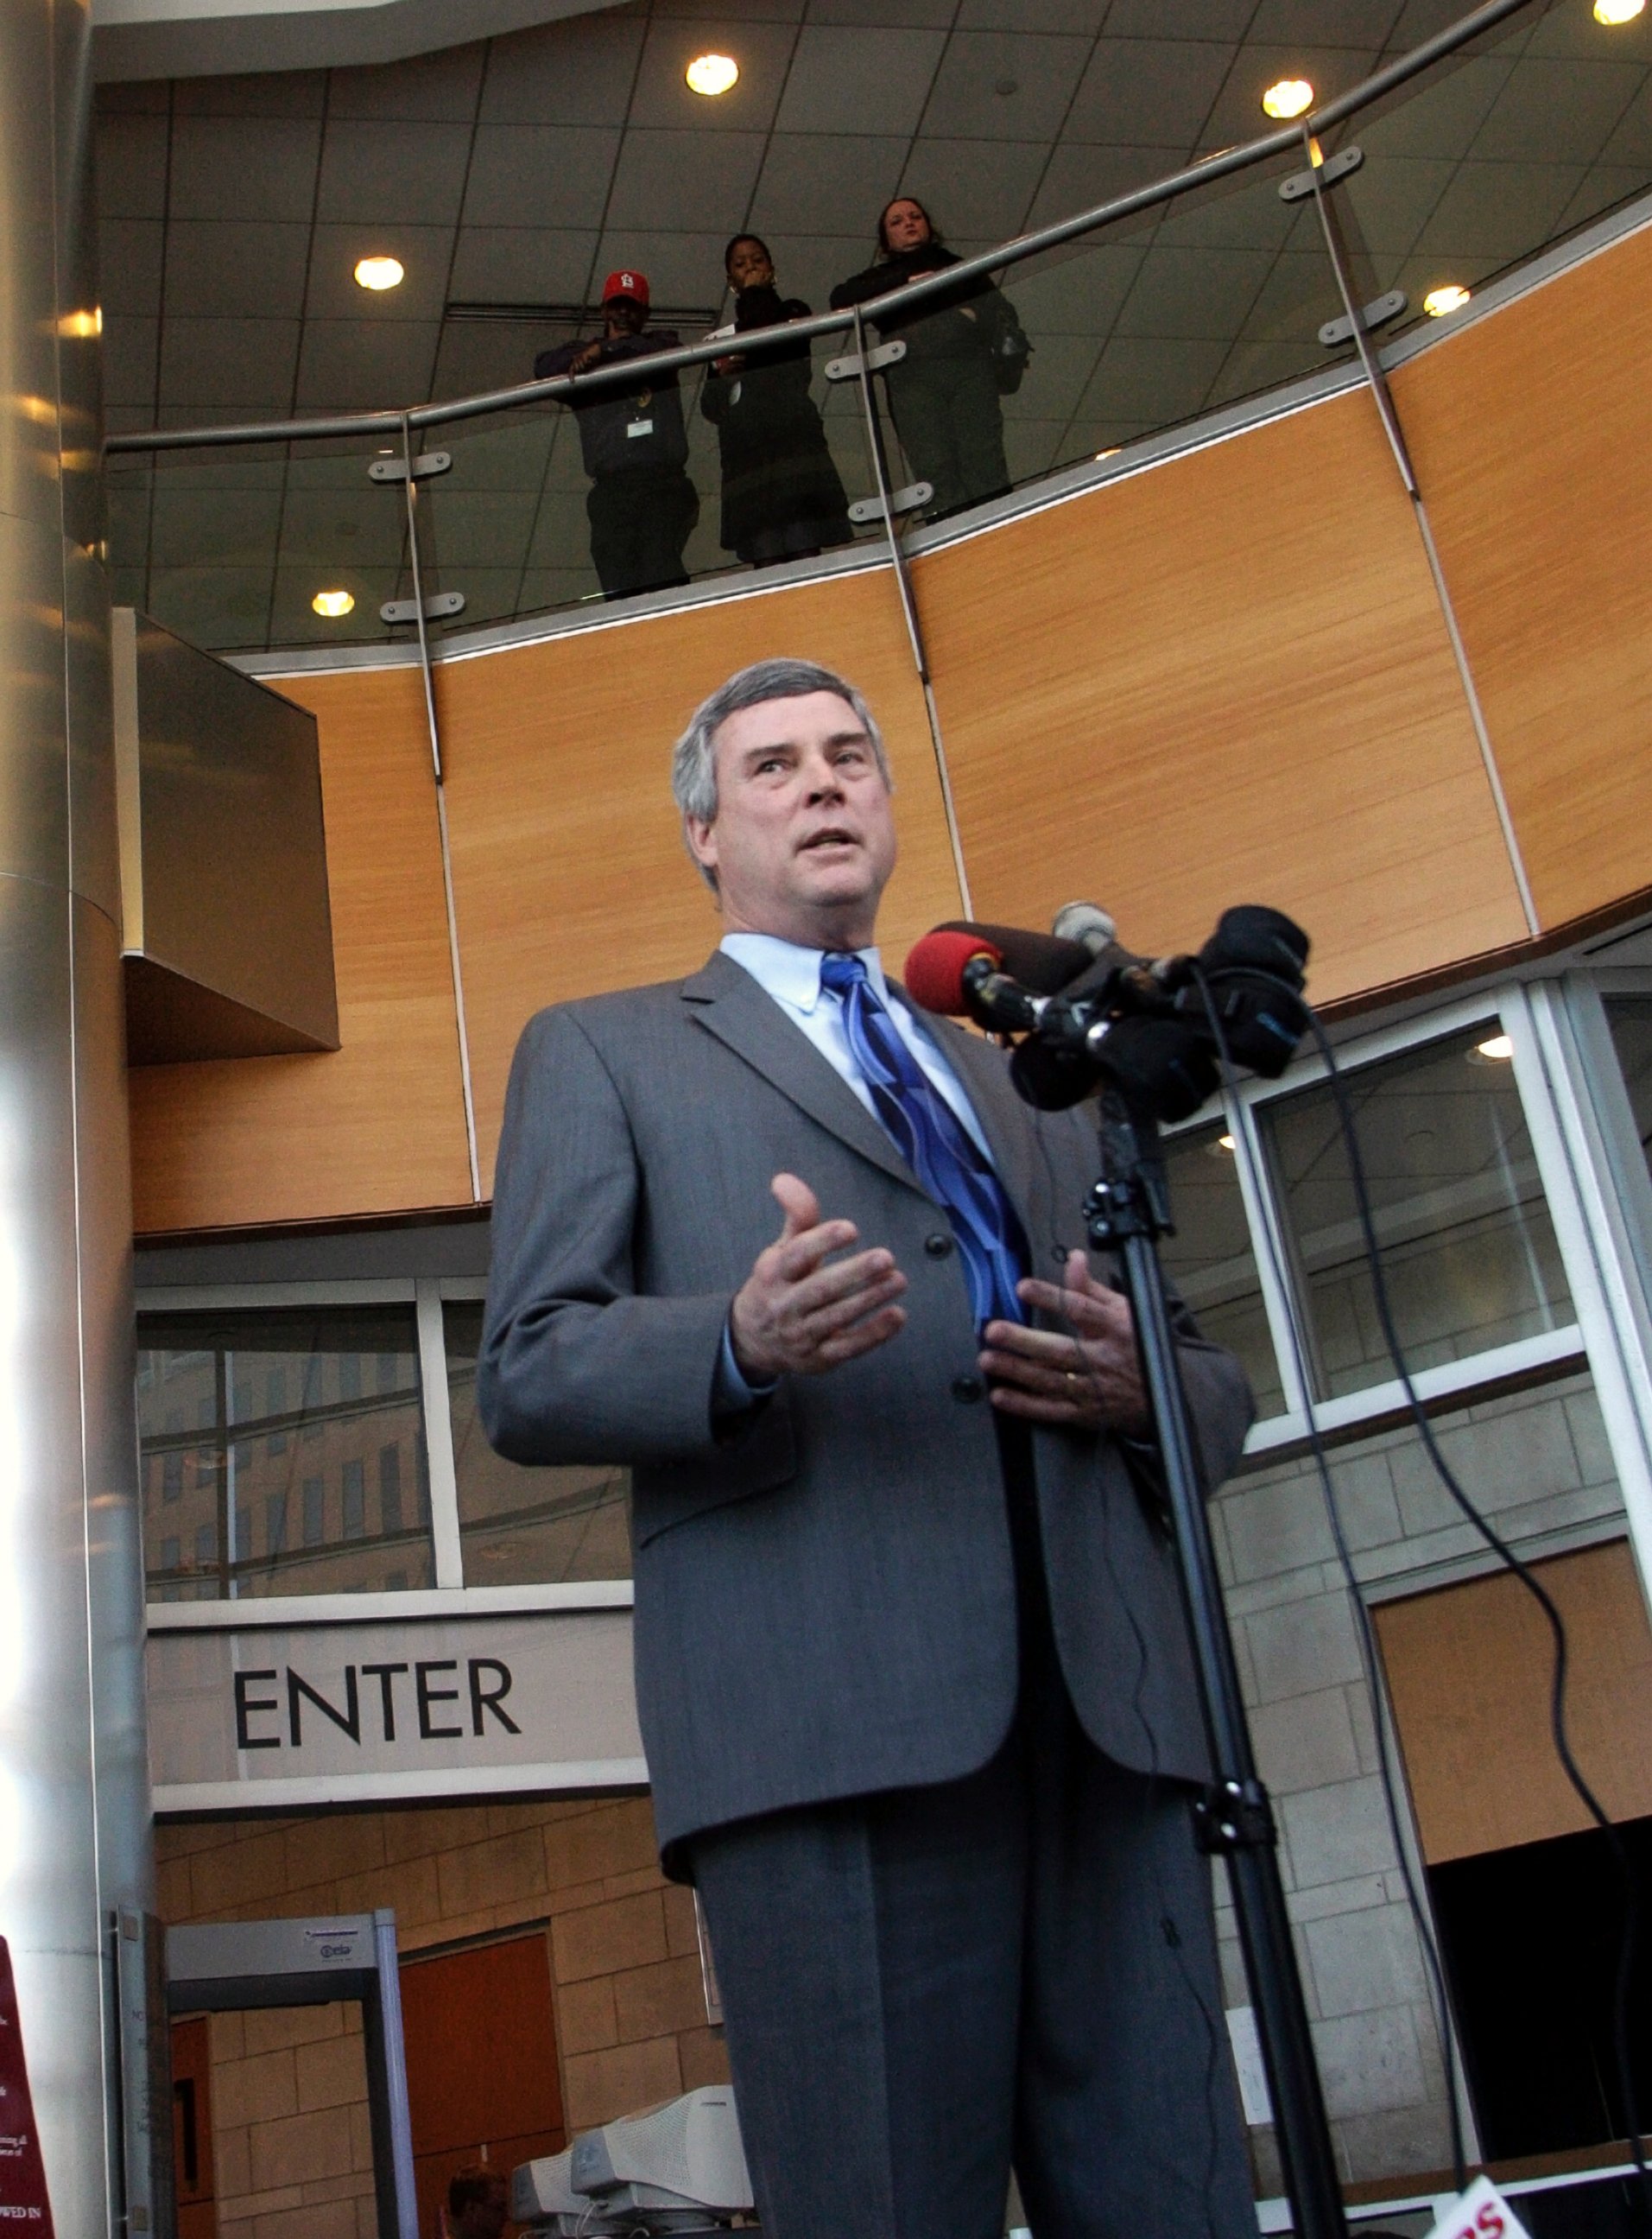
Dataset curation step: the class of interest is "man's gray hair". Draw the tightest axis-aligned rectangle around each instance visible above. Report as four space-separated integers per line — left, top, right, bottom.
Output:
672 657 891 890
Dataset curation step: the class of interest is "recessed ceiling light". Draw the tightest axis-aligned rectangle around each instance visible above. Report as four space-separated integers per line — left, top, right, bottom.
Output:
312 588 355 618
1217 1132 1237 1151
686 52 738 95
354 256 404 292
1423 282 1472 317
1596 0 1644 22
1473 1033 1514 1061
1262 78 1314 119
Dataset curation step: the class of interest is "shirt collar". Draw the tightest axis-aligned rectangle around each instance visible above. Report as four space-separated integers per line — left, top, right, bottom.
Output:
719 932 888 1015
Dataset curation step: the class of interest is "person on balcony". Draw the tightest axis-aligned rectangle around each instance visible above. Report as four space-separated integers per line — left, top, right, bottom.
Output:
701 234 855 570
535 269 699 601
830 196 1029 523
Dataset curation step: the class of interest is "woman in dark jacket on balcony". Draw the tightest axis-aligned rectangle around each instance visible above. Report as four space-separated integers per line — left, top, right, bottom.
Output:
700 234 854 568
829 195 1029 522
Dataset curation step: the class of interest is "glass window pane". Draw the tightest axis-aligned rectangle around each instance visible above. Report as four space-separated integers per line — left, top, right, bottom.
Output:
136 1305 432 1601
444 1302 630 1586
1161 1120 1283 1418
1261 1027 1573 1400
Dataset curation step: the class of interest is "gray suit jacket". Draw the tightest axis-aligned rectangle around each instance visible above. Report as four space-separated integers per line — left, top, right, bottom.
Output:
480 949 1253 1858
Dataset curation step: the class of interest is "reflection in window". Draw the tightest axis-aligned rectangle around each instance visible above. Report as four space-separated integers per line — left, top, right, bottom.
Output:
444 1302 631 1585
1261 1028 1573 1400
1160 1120 1282 1417
136 1306 433 1602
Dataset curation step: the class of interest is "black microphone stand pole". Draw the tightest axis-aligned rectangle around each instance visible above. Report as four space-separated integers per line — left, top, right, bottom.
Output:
1086 1088 1349 2239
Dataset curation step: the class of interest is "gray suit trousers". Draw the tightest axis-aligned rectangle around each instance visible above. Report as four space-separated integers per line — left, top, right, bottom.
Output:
688 1425 1255 2239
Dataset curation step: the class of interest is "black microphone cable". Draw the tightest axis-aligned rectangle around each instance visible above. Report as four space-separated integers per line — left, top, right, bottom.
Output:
1197 967 1652 2229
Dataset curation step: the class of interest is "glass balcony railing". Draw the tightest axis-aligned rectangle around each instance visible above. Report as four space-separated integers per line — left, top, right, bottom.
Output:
103 0 1652 659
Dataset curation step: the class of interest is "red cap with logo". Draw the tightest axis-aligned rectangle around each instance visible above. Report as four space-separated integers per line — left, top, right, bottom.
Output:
601 269 650 308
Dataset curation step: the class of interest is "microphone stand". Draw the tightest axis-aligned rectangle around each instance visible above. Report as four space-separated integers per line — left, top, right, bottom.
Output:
1085 1088 1349 2239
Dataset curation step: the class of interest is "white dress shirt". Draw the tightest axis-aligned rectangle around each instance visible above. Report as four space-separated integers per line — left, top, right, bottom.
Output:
719 932 995 1163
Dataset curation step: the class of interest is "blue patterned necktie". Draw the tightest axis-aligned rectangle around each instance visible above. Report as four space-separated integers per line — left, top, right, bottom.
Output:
820 951 1027 1329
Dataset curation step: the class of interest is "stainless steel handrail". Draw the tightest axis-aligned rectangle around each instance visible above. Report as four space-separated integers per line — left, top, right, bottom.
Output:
103 0 1538 456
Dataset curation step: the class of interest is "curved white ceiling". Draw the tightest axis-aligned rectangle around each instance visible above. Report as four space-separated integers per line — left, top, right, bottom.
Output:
92 0 628 82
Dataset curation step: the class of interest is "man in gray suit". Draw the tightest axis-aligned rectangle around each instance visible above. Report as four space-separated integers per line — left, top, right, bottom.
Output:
481 657 1256 2239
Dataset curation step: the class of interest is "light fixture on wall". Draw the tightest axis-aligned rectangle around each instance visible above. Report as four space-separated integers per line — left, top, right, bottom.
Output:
686 53 739 95
1595 0 1644 23
1262 78 1314 118
354 256 405 291
1423 282 1472 316
1472 1033 1514 1062
312 589 355 618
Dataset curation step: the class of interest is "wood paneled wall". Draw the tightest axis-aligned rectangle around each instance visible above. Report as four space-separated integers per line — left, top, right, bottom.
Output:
1391 220 1652 931
435 570 961 1193
128 664 472 1233
127 218 1652 1234
1373 1538 1652 1862
915 389 1529 1007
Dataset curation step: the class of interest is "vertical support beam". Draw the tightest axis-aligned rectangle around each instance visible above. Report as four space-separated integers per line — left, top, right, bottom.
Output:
848 308 973 918
1301 123 1541 942
365 1912 419 2239
0 0 153 2232
400 413 483 1202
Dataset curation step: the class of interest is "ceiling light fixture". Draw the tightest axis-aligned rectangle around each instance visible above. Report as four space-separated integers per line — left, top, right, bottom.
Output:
686 52 739 95
1217 1133 1237 1151
354 256 404 292
1262 78 1314 119
1595 0 1644 22
1095 447 1120 461
1473 1033 1514 1062
312 589 355 618
1423 282 1472 316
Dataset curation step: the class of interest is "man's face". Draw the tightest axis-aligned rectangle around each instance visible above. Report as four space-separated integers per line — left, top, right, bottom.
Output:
687 691 897 948
604 295 647 337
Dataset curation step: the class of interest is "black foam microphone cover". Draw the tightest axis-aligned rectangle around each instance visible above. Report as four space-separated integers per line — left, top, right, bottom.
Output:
1200 906 1309 990
1099 1017 1220 1121
1192 970 1309 1079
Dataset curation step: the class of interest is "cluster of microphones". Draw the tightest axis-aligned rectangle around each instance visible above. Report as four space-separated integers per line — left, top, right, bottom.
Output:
903 901 1313 1121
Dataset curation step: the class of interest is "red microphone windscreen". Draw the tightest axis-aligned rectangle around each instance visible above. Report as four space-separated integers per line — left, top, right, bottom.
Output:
932 921 1092 994
904 929 1001 1015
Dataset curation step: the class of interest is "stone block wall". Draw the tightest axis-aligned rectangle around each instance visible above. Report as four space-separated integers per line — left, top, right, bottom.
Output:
157 1795 730 2232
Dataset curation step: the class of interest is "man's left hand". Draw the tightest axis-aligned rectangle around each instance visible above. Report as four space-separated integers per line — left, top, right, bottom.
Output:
978 1249 1149 1432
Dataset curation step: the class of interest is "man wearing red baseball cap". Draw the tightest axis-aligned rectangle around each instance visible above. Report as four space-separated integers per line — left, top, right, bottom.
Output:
535 270 699 602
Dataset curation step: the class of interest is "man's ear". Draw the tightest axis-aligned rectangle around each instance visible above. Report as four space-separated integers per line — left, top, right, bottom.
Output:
685 814 718 875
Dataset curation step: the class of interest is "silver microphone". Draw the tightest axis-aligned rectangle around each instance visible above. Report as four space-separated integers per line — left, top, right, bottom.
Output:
1050 901 1117 956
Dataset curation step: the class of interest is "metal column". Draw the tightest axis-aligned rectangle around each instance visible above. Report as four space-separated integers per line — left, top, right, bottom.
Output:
0 3 152 2237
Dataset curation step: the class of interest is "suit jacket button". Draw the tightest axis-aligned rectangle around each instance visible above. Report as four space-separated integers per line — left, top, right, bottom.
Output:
951 1373 986 1403
925 1232 953 1258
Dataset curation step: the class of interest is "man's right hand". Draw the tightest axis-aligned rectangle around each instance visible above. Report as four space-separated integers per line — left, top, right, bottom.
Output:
730 1174 907 1381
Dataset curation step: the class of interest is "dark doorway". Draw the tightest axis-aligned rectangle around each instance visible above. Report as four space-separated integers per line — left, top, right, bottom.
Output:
400 1930 566 2237
1428 1813 1652 2160
169 2016 216 2239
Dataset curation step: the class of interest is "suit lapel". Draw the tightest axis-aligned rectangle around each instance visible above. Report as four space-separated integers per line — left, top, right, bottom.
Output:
682 950 928 1198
